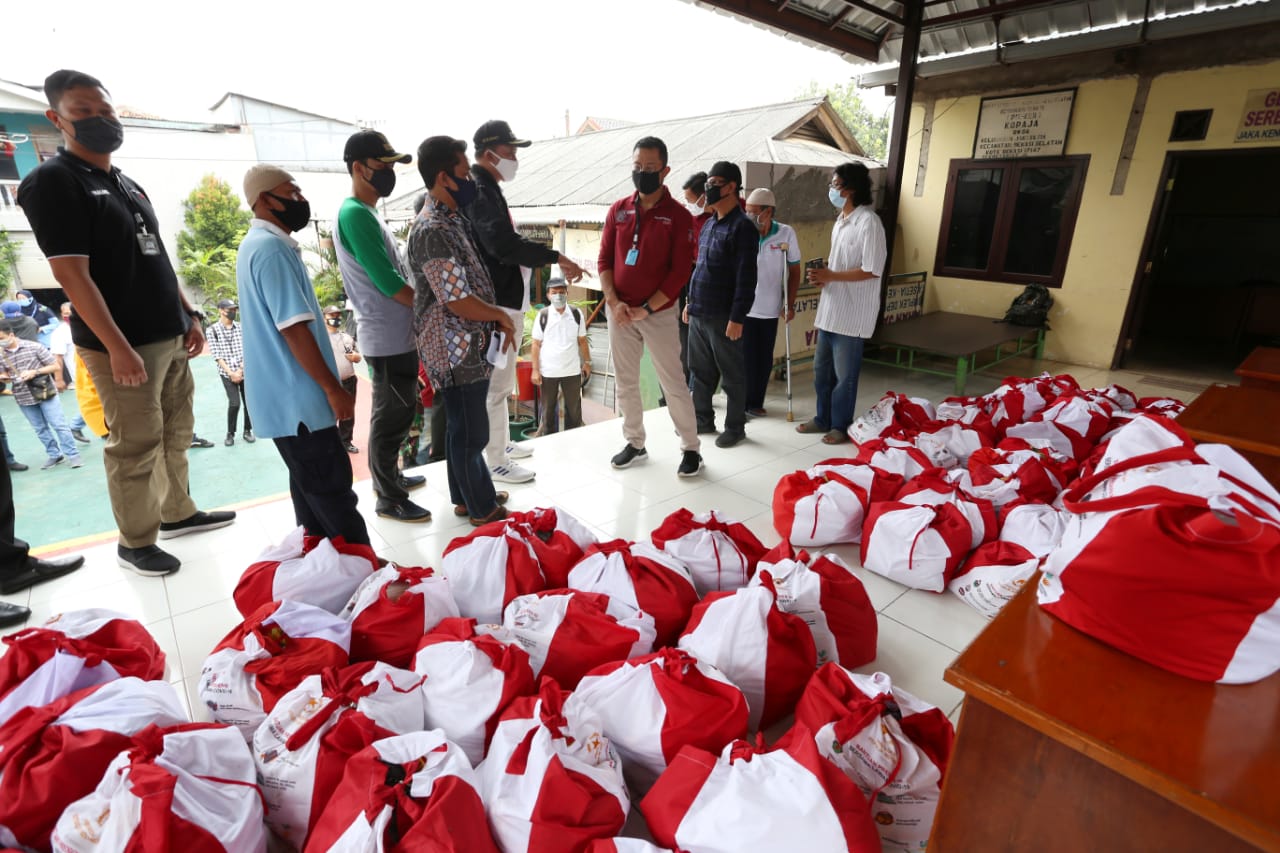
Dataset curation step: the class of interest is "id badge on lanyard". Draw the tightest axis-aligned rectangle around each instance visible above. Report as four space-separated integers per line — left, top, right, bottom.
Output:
115 173 161 256
625 197 642 266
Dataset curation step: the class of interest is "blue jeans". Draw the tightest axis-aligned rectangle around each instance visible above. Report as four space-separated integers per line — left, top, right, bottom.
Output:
812 330 866 432
0 412 15 465
439 379 499 518
19 397 81 462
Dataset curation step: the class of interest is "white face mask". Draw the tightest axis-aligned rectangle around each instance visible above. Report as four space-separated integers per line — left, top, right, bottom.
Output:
491 152 518 182
684 200 704 217
549 293 567 308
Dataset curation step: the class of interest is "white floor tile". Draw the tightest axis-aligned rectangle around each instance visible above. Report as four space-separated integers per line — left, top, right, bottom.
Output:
551 478 655 529
856 615 964 713
172 598 241 686
882 588 994 653
25 575 172 626
146 616 185 683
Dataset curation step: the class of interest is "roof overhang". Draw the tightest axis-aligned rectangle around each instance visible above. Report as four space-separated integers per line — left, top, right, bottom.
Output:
680 0 883 61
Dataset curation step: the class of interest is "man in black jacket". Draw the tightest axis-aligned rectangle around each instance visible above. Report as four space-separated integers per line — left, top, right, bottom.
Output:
465 120 584 485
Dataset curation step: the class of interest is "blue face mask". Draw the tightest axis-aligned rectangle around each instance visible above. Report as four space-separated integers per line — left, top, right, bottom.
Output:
828 187 846 209
448 175 477 209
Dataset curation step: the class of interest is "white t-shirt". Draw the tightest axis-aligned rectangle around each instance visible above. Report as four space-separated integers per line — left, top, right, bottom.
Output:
49 321 74 366
814 204 887 339
325 328 357 381
531 304 585 378
748 221 801 319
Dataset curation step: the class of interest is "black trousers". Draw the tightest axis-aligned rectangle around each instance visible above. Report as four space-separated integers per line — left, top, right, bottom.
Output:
365 351 419 503
220 376 252 434
338 376 358 444
272 424 370 545
539 375 583 434
428 404 447 462
742 316 779 412
688 313 747 436
0 460 29 578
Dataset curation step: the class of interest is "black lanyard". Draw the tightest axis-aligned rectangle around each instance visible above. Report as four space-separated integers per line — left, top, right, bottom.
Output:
631 193 644 250
112 171 153 236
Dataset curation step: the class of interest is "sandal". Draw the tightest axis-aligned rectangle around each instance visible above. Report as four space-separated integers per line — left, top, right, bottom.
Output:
821 429 849 445
454 491 509 517
795 420 827 434
469 505 510 528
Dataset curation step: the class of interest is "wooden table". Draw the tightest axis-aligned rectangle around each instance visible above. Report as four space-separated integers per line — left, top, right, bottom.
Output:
1236 346 1280 391
866 312 1045 394
1175 383 1280 488
931 580 1280 852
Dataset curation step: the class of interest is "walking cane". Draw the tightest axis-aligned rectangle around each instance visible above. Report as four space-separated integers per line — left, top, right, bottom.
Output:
779 242 794 421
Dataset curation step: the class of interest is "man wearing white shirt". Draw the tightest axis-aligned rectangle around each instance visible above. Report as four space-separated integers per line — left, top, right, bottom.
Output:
530 273 590 434
47 301 90 443
796 162 886 445
742 188 801 417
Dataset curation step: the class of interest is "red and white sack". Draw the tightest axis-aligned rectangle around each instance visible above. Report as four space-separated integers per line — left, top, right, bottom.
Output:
253 662 427 848
199 600 350 740
479 679 629 853
500 507 600 588
773 462 903 548
793 666 954 851
340 564 460 667
567 539 698 647
1005 394 1112 461
984 377 1053 436
1038 438 1280 684
502 590 656 690
913 421 990 469
570 649 749 790
677 577 817 730
950 447 1065 507
852 438 936 480
0 677 187 851
847 392 936 444
586 841 673 853
0 608 166 726
412 617 537 766
640 728 880 853
752 543 877 668
1136 396 1185 417
1086 383 1138 412
861 501 975 592
935 395 996 434
650 509 767 596
442 522 546 624
51 723 267 853
896 470 999 550
304 729 500 853
998 502 1066 557
234 526 378 618
948 541 1041 618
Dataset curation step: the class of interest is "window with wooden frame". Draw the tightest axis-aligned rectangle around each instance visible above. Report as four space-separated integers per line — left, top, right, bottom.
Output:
934 156 1088 288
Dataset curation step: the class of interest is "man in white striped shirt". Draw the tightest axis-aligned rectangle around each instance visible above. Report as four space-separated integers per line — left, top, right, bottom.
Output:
795 162 887 445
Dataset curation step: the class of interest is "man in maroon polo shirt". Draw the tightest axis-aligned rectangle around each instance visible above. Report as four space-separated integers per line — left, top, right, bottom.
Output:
598 136 702 478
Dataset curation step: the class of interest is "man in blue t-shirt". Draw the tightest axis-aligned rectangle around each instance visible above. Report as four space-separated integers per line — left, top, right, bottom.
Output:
237 164 373 544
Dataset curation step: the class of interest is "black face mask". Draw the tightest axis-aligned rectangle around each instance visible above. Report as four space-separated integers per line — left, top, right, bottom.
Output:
447 176 478 209
704 182 726 205
366 166 397 198
224 310 237 321
632 169 662 195
326 317 342 327
67 115 124 154
266 193 312 233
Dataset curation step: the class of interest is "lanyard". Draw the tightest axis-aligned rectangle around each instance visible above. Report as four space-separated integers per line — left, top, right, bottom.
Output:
111 171 153 236
631 193 644 249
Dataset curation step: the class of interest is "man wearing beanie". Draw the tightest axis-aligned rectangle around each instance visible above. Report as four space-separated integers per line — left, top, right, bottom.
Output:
17 69 234 579
335 130 431 523
238 164 374 544
684 161 758 448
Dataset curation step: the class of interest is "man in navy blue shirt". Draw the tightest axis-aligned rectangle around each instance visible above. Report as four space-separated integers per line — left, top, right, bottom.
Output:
683 161 758 448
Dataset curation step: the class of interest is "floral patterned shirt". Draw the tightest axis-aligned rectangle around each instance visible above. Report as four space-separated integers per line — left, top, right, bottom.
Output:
407 198 497 392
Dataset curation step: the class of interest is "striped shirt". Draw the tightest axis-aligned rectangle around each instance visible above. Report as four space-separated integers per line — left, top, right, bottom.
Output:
814 204 887 339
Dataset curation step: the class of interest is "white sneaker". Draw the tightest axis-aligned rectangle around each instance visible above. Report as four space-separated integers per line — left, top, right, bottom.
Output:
490 462 535 484
506 441 534 459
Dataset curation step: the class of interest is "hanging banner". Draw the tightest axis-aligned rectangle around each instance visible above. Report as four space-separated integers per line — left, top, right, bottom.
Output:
1235 87 1280 142
974 89 1075 159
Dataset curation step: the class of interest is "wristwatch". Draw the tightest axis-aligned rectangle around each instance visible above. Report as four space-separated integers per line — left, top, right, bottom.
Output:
640 300 655 315
185 307 203 321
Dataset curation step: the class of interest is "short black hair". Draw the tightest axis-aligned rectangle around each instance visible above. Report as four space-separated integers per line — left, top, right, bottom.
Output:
633 136 668 168
682 171 707 193
417 136 467 189
834 162 873 206
43 69 108 110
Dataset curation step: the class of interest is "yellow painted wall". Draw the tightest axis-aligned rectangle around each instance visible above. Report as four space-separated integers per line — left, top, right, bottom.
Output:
895 58 1280 367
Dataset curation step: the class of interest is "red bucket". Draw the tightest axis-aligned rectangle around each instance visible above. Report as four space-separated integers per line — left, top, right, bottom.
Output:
515 359 536 401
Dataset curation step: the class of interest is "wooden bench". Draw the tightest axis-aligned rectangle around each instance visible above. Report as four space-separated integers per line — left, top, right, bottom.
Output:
1235 345 1280 392
864 272 1045 394
933 579 1280 852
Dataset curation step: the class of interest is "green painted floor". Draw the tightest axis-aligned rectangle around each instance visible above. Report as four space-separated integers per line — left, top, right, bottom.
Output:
4 354 292 550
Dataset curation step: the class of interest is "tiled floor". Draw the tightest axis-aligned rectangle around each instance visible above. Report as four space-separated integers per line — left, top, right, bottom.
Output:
1 355 1208 730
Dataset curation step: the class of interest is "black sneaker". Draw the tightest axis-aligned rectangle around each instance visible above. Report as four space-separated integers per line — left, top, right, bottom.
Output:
696 423 718 435
7 461 27 472
71 429 91 444
715 431 746 449
224 433 234 447
344 443 359 454
398 474 426 491
375 499 432 523
117 544 181 577
678 451 704 478
611 444 648 469
191 435 215 448
243 430 255 443
157 510 237 540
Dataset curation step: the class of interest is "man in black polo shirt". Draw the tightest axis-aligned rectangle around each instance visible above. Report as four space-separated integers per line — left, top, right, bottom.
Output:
17 69 235 578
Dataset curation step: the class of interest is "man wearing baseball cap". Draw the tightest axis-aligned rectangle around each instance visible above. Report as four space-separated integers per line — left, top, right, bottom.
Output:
334 130 431 523
465 120 585 486
743 187 802 417
238 163 374 544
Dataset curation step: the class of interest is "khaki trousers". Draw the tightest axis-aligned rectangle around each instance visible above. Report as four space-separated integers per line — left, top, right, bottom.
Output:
608 305 700 453
79 336 198 548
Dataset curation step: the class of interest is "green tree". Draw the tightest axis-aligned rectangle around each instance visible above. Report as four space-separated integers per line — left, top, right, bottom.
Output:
800 81 891 161
0 228 19 295
176 175 251 318
308 227 344 310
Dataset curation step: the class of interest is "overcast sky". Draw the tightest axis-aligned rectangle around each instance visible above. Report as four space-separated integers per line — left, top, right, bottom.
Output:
6 0 892 147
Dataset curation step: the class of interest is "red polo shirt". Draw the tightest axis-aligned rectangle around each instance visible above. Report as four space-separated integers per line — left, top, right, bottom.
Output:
598 186 694 310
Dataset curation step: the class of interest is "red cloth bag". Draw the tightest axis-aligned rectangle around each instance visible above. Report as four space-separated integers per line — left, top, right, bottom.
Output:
442 522 547 624
340 564 460 667
949 540 1041 618
234 527 378 618
860 501 975 592
502 507 600 588
567 539 699 647
772 462 903 547
650 508 767 595
851 438 936 480
847 392 936 444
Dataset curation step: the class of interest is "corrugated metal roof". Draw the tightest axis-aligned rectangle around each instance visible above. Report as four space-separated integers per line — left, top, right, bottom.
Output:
385 97 877 220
